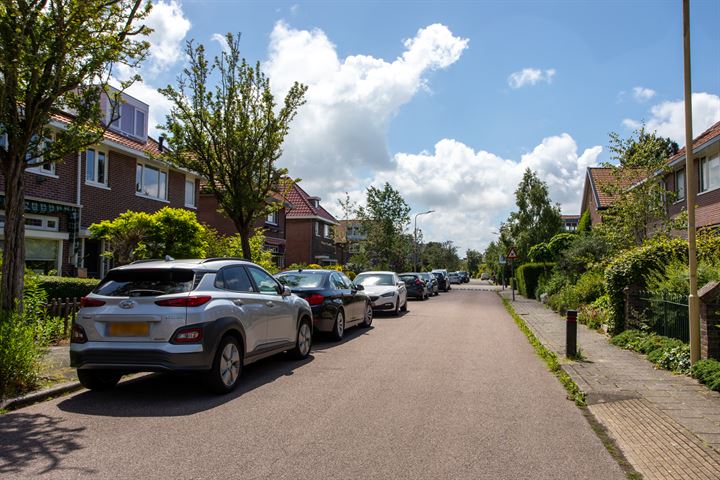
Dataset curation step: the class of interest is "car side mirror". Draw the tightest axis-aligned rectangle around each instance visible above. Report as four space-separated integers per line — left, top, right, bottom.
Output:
281 286 292 297
397 282 404 287
355 284 364 291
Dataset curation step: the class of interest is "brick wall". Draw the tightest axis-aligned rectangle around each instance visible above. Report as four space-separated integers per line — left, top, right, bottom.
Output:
285 219 313 265
197 192 288 242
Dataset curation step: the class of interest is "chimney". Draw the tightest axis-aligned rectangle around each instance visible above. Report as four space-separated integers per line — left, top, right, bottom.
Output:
158 135 164 153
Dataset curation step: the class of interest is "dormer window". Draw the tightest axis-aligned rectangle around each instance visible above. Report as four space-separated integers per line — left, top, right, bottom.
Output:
106 91 148 142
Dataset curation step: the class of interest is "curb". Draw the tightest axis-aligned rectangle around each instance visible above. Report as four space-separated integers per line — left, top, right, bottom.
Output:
0 380 84 411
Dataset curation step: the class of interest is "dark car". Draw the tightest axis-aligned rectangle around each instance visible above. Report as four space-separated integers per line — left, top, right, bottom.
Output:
419 272 439 296
458 271 470 283
398 273 430 300
431 271 450 292
276 269 373 341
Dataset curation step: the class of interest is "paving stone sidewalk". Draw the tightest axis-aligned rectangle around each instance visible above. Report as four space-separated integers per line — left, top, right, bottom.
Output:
500 290 720 480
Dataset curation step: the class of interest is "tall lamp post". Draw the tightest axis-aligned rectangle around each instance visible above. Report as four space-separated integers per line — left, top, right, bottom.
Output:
414 210 434 272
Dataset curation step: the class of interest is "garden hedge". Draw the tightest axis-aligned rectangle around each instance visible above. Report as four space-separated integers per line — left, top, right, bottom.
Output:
38 276 100 300
516 262 555 299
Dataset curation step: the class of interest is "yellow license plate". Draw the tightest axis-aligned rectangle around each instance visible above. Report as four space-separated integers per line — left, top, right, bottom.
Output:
107 322 149 337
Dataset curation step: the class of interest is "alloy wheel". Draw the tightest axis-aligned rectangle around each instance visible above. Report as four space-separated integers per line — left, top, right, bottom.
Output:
298 323 312 356
220 342 241 387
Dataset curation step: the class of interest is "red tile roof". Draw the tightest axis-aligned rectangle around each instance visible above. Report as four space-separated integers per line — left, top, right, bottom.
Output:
285 183 338 224
587 167 644 209
561 214 580 220
668 121 720 164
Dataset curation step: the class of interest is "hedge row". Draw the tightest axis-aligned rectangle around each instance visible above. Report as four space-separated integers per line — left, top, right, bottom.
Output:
516 263 554 299
38 276 100 300
691 359 720 392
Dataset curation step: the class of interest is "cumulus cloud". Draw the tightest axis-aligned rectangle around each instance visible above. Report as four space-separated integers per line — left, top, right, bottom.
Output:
507 68 556 89
265 22 468 192
211 33 230 53
322 134 602 253
622 92 720 144
142 0 192 77
632 86 656 102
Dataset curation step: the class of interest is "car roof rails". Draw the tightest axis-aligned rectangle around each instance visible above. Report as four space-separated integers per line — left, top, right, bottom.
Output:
129 259 162 265
200 257 248 264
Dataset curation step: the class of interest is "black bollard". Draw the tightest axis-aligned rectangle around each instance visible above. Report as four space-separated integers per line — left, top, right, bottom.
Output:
566 310 577 358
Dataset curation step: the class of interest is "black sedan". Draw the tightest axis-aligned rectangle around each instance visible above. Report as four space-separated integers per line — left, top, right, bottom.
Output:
432 271 450 292
398 273 430 300
276 269 373 341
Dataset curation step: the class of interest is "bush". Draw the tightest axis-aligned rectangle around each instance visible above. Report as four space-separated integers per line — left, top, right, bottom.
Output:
515 263 554 298
38 276 99 299
691 359 720 391
611 329 691 374
0 317 42 399
546 269 604 314
578 294 611 330
536 270 568 299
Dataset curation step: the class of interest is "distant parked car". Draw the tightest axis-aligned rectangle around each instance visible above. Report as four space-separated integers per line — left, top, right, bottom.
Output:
71 258 313 394
448 272 462 284
431 269 450 292
458 271 470 283
276 269 372 341
354 271 408 315
399 273 430 300
419 272 439 296
480 273 490 280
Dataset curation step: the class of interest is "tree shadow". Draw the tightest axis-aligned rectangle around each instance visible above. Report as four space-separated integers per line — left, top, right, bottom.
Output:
57 353 314 418
0 412 94 476
312 325 373 352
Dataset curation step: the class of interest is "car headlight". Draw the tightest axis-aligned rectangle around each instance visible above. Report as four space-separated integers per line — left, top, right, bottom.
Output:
380 292 395 297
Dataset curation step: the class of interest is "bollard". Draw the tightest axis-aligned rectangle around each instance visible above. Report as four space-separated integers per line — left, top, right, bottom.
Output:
566 310 577 358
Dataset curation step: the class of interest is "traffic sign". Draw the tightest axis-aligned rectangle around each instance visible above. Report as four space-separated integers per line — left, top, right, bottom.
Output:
506 247 518 260
498 255 506 265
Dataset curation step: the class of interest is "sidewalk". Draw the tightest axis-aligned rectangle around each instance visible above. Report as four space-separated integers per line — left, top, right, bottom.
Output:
499 290 720 480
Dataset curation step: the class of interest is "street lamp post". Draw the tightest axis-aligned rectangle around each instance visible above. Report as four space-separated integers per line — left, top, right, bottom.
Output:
414 210 434 272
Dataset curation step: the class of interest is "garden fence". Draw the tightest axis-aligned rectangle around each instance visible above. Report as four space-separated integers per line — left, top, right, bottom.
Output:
46 297 80 335
627 290 689 342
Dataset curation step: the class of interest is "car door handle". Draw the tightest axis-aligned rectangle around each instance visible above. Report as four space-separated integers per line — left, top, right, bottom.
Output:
233 299 244 306
266 301 274 307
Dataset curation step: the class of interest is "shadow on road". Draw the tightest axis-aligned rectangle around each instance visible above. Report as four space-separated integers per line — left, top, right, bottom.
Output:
0 412 94 476
312 324 374 352
56 353 314 418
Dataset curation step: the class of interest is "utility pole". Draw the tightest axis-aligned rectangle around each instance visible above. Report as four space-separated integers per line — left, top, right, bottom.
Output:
683 0 701 364
414 210 434 272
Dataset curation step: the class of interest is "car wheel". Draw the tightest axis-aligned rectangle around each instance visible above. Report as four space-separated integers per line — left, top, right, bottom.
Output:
206 335 242 394
77 369 122 391
331 309 345 341
361 303 373 328
393 299 401 316
290 319 312 359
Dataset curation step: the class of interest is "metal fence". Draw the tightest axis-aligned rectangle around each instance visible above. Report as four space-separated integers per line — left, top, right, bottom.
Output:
627 291 689 342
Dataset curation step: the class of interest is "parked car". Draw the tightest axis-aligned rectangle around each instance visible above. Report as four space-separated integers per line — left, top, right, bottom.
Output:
458 271 470 283
276 269 372 340
419 272 439 296
448 272 462 284
353 271 408 315
70 258 313 394
480 273 490 280
431 270 450 292
399 273 430 300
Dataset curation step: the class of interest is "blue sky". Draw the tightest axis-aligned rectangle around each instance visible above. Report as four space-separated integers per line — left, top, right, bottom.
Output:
128 0 720 254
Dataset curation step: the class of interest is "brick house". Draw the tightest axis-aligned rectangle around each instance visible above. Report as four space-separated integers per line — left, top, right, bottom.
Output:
334 219 368 265
197 191 292 268
579 167 644 226
561 214 580 232
0 90 201 278
284 183 339 266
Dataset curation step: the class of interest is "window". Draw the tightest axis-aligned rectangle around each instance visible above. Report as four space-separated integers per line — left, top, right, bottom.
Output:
110 100 148 140
324 224 332 238
700 155 720 193
315 222 320 236
215 267 253 292
185 179 196 207
247 267 280 295
26 135 55 175
675 168 686 201
266 210 278 225
330 273 347 290
135 110 145 138
0 212 59 231
136 163 167 200
86 148 107 185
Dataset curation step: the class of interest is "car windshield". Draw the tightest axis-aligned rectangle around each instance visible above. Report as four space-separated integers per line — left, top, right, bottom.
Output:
399 275 417 283
354 274 394 286
94 269 196 297
276 271 326 288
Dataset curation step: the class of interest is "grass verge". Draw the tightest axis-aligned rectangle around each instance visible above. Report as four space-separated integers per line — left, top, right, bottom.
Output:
501 297 586 406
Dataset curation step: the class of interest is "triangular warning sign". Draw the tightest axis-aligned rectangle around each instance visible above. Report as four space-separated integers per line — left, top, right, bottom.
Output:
506 248 518 260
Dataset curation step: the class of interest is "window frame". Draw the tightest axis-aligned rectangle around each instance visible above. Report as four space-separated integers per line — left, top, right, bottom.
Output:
675 167 686 202
85 147 109 187
135 161 168 202
214 266 254 293
184 178 197 208
266 210 278 225
247 266 282 295
699 154 720 194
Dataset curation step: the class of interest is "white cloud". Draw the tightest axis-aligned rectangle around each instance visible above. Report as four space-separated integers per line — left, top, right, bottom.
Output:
143 0 192 77
265 22 468 193
507 68 556 89
290 4 300 14
622 92 720 144
211 33 230 53
632 86 656 102
123 81 174 138
322 134 602 253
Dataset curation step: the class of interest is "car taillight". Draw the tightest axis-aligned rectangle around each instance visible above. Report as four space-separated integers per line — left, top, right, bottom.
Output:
80 296 105 308
307 294 325 306
172 326 204 344
155 295 212 307
415 279 423 286
70 323 87 343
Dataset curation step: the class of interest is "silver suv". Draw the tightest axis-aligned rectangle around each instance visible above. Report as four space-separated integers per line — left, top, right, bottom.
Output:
70 258 313 394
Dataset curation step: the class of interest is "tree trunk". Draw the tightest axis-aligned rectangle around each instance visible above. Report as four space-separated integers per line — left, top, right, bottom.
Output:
232 219 253 262
1 159 27 313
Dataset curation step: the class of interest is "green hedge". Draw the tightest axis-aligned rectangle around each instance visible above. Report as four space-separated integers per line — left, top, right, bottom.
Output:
691 359 720 392
516 263 554 298
38 276 100 300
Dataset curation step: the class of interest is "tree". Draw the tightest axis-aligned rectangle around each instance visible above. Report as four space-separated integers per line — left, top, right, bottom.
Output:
355 183 411 271
160 33 307 262
506 169 562 261
466 249 482 277
205 227 276 273
597 126 679 249
89 207 208 265
421 241 461 271
577 211 591 233
0 1 151 311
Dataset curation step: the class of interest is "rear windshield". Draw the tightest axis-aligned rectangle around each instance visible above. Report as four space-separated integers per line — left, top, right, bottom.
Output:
354 274 394 286
399 274 417 283
276 272 326 288
94 269 196 297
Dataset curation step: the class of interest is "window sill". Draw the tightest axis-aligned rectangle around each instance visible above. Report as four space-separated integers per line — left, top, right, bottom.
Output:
184 204 197 210
698 185 720 197
265 221 279 226
28 169 58 179
85 181 110 190
136 192 169 203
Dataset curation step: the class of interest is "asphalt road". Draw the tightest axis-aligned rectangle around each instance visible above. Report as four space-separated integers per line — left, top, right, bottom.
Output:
0 285 625 479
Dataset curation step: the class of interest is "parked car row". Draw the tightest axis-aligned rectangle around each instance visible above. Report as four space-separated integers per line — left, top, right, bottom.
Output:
70 259 458 395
